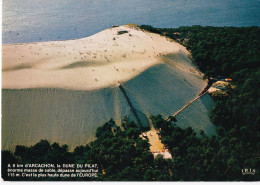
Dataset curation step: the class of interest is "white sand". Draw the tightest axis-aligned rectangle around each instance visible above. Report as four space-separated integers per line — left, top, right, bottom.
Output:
208 81 229 93
3 25 201 90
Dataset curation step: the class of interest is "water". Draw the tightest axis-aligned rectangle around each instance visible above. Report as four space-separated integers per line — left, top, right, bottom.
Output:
3 0 260 44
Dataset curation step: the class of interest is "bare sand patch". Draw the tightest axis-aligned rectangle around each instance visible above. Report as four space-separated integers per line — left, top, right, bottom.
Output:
208 81 230 93
141 129 172 159
141 130 164 152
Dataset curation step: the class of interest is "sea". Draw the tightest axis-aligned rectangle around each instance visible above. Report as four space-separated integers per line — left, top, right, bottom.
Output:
2 0 260 44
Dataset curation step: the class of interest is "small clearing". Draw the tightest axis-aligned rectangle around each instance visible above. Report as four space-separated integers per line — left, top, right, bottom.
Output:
141 129 172 159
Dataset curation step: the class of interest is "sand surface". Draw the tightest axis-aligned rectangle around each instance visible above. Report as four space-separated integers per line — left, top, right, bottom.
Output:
141 130 164 152
208 81 230 93
3 25 201 90
141 130 172 159
2 25 216 150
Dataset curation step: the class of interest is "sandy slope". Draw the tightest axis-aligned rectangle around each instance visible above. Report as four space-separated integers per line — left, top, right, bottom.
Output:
3 25 202 90
2 25 216 150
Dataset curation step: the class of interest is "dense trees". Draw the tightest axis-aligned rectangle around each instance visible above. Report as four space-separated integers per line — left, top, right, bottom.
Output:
149 115 259 181
3 116 259 181
141 25 259 76
2 119 158 181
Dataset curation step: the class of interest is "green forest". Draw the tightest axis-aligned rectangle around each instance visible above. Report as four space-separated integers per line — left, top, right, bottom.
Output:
2 25 260 181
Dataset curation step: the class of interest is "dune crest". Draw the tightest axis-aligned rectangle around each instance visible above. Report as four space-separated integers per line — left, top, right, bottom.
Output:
3 25 202 90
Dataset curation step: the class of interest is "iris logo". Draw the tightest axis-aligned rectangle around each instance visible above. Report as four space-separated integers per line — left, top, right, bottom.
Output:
241 168 256 175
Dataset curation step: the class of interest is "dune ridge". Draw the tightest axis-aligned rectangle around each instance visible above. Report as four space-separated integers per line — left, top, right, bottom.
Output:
3 25 202 90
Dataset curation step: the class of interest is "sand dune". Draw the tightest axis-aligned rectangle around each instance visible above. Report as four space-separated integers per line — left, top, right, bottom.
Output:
2 25 216 150
2 25 202 90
